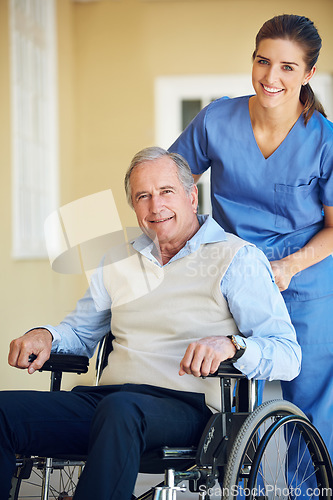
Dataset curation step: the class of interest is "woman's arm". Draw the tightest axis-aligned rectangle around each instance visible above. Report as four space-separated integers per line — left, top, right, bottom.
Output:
271 205 333 291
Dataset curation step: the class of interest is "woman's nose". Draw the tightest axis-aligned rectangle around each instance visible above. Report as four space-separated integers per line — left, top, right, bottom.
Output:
266 65 279 84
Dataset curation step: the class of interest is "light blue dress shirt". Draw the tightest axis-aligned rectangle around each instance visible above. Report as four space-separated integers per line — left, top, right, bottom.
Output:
47 215 301 381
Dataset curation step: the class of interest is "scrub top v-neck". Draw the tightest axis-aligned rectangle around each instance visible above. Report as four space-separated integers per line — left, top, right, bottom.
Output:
169 95 333 301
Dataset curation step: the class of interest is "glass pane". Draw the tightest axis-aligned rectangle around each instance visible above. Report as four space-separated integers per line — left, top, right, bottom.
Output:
181 99 202 130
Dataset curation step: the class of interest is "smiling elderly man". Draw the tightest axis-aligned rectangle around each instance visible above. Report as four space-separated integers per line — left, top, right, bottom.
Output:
1 147 301 500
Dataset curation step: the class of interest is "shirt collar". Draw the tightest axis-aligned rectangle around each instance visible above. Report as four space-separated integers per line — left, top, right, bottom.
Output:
132 215 227 265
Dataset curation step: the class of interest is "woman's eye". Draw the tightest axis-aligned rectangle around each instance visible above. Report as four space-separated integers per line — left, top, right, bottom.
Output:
258 59 269 65
283 65 293 71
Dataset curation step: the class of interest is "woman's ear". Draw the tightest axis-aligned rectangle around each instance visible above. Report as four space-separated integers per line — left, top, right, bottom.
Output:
303 66 316 86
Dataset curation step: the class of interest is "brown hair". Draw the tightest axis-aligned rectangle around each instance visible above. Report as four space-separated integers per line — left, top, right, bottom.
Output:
253 14 327 125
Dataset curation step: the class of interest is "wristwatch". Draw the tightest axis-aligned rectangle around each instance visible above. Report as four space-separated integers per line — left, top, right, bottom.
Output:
227 335 247 362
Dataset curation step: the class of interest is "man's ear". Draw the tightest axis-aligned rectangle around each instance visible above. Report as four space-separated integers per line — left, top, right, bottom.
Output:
191 184 199 213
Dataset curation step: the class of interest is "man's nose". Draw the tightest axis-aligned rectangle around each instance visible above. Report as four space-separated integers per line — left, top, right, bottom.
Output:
150 195 163 213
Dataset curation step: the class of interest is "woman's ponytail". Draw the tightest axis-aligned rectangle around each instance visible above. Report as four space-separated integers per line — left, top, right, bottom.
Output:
300 83 327 125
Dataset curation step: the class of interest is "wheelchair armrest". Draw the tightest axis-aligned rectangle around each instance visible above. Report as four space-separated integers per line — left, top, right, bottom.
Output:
209 360 245 379
29 353 89 374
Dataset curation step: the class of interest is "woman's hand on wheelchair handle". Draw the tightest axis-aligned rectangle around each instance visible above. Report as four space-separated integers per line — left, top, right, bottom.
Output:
179 336 236 377
8 328 53 374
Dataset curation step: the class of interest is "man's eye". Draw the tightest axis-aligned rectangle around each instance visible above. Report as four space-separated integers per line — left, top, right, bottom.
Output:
137 194 148 201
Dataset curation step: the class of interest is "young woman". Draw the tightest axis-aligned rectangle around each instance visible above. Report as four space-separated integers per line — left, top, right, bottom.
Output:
169 14 333 460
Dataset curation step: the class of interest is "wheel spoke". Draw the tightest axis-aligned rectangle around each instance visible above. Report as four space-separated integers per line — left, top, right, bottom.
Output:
11 461 84 499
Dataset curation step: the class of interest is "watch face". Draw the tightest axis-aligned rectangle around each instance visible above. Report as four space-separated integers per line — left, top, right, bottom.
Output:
228 335 246 363
235 336 246 349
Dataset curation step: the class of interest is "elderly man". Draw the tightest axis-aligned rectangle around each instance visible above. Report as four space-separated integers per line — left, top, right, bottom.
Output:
1 147 300 500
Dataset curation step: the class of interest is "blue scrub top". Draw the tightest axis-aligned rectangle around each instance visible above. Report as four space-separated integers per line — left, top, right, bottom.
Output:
170 96 333 301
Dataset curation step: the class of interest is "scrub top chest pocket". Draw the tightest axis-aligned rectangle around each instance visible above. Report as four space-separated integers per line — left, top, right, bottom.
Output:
274 179 322 231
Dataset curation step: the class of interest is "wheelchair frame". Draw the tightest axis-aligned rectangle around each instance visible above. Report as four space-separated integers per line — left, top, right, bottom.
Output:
11 350 333 500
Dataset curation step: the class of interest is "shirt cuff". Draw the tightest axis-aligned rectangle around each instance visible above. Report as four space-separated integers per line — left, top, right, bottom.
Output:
233 338 262 377
42 325 62 347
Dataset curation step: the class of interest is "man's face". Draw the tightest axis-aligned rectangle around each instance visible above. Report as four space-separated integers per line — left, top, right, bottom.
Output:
130 157 199 248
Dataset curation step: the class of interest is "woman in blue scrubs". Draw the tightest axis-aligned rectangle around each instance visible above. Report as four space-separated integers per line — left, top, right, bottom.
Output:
169 14 333 460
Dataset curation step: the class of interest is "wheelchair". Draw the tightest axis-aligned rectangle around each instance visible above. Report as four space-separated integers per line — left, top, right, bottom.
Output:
10 334 333 500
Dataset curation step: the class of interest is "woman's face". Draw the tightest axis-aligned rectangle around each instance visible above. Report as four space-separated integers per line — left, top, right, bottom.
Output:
252 38 315 112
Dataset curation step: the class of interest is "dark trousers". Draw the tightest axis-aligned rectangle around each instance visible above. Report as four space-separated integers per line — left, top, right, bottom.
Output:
0 383 212 500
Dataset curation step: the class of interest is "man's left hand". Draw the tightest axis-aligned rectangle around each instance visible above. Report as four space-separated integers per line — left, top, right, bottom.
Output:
179 336 236 377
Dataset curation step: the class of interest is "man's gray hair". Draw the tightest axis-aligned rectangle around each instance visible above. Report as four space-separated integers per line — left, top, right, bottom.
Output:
124 146 195 207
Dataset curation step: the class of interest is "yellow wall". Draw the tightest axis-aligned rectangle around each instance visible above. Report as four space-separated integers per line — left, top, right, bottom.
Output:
1 0 332 391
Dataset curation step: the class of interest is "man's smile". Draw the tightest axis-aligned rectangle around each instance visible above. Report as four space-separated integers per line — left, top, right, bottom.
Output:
148 216 175 223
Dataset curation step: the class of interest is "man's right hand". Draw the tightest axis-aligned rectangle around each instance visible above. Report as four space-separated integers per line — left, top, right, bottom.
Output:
8 328 53 374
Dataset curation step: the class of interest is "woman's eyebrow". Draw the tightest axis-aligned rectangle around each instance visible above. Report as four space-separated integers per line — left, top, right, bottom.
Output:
256 54 299 66
281 61 299 67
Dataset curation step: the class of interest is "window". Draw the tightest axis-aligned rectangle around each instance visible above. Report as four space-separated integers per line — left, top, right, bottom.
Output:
155 74 253 214
10 0 58 259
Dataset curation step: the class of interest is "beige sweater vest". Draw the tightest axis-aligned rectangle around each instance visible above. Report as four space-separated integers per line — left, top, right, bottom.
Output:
99 233 247 411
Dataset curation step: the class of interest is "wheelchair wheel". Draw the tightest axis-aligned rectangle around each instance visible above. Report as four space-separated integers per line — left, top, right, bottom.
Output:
222 399 333 500
247 414 333 499
10 456 84 499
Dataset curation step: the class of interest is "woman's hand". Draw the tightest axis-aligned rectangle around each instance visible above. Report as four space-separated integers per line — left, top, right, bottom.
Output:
270 259 297 292
270 206 333 292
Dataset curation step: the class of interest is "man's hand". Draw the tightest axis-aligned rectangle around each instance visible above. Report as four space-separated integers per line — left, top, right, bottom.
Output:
179 336 237 377
8 328 53 374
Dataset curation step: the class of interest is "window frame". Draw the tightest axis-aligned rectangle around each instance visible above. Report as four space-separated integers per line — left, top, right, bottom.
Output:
10 0 59 259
